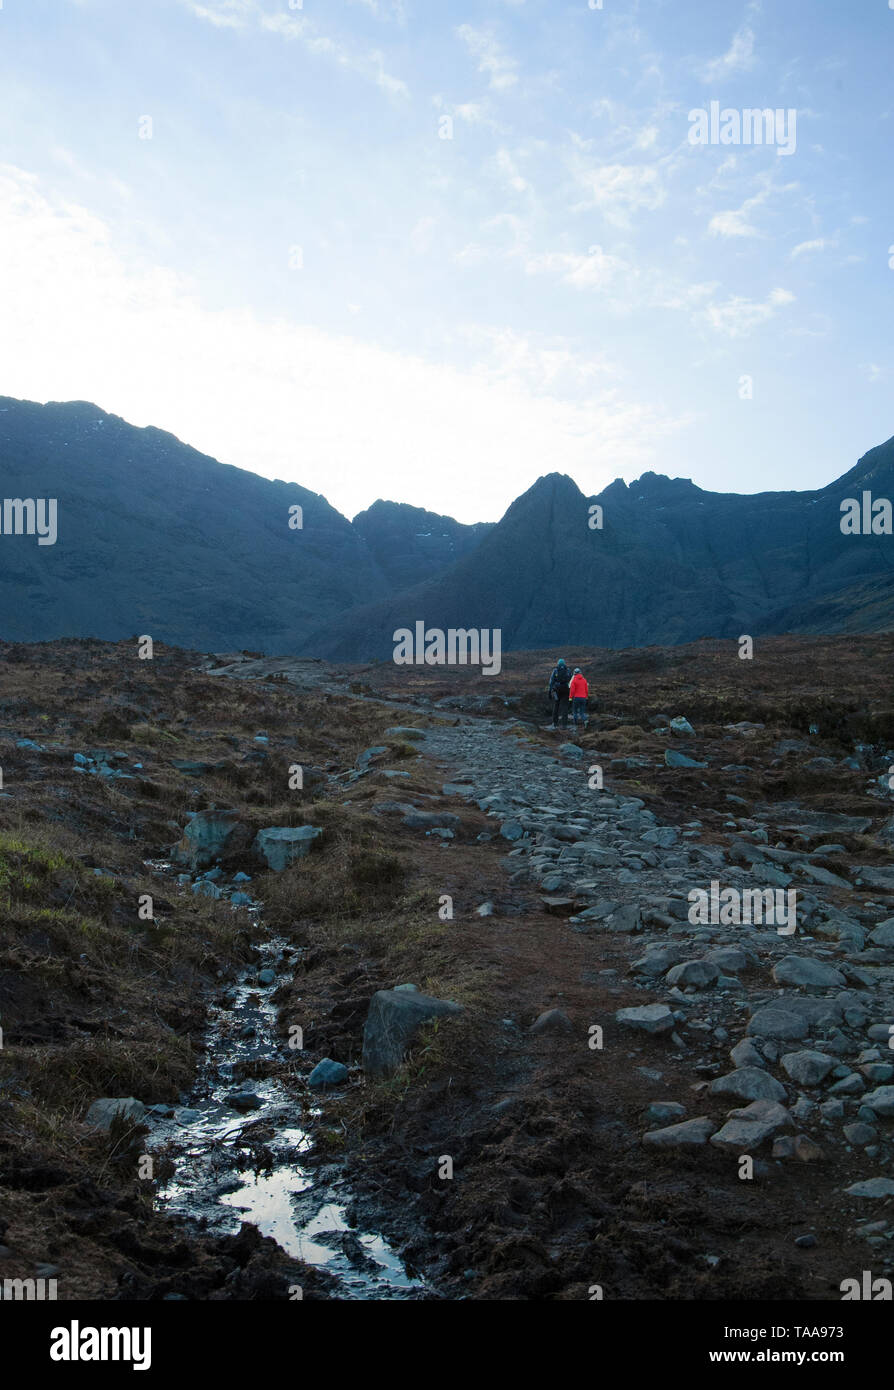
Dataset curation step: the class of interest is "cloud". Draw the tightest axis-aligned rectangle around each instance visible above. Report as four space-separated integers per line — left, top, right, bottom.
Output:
456 24 519 91
182 0 408 97
703 22 757 82
569 161 666 224
708 189 769 238
524 247 626 291
701 286 795 337
790 237 836 258
494 147 529 193
0 166 688 522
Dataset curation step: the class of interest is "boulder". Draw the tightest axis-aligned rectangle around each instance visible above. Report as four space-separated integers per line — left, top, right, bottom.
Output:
643 1117 715 1148
86 1097 147 1130
615 1003 675 1035
643 1101 686 1125
252 825 323 872
844 1178 894 1199
772 956 846 989
869 919 894 948
780 1050 835 1087
307 1058 349 1089
665 750 707 769
861 1086 894 1119
710 1099 794 1152
709 1067 787 1103
172 810 251 870
666 959 719 990
529 1008 572 1035
383 727 426 741
362 988 463 1077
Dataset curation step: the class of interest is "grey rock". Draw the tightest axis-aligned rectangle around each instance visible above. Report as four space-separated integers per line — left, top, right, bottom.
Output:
529 1008 573 1035
665 750 707 769
861 1086 894 1118
642 1101 686 1125
730 1039 766 1069
253 825 323 871
172 809 251 870
710 1099 794 1152
362 988 463 1077
845 1178 894 1199
85 1097 147 1130
869 919 894 948
780 1050 835 1086
772 956 846 989
709 1067 787 1103
666 959 719 990
843 1122 877 1147
643 1117 715 1148
616 1003 675 1034
307 1058 349 1089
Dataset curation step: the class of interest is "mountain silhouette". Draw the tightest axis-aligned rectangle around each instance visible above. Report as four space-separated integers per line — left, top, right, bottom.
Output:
1 394 892 656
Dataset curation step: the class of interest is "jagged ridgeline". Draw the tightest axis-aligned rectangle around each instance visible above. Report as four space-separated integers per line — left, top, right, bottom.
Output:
1 394 893 655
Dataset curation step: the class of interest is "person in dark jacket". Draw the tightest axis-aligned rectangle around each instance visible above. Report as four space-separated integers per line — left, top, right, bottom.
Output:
548 658 571 728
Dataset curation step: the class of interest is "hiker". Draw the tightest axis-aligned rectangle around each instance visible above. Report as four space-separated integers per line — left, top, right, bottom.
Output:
548 658 571 728
569 667 589 729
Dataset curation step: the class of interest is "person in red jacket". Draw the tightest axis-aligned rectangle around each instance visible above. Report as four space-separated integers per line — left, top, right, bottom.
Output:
569 668 589 729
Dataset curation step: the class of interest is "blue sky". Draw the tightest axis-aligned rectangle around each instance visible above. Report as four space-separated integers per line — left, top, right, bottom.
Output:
0 0 891 521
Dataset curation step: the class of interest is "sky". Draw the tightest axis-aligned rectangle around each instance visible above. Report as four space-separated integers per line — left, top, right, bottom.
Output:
0 0 891 523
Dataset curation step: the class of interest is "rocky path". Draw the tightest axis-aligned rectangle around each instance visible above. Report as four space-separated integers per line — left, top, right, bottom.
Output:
408 712 894 1213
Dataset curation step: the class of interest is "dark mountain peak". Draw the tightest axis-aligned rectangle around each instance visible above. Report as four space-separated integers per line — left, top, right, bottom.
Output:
832 434 894 494
632 471 700 495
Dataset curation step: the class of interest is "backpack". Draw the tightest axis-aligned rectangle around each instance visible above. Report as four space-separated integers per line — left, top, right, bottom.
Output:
552 665 570 692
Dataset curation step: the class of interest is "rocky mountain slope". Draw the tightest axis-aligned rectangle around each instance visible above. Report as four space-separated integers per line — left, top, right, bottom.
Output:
0 397 483 651
2 394 893 659
307 437 894 660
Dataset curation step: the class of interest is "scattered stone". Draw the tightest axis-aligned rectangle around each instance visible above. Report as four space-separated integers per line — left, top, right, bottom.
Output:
225 1090 263 1112
643 1117 715 1148
529 1008 572 1035
362 988 463 1078
666 959 719 990
710 1099 794 1152
252 825 323 871
781 1050 835 1087
642 1101 686 1126
85 1097 147 1130
844 1178 894 1199
709 1067 787 1103
772 956 846 989
861 1086 894 1118
307 1058 349 1089
616 1003 676 1035
665 750 707 769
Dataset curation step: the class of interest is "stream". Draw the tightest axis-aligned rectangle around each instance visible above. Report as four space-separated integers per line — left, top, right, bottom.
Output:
142 860 428 1300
